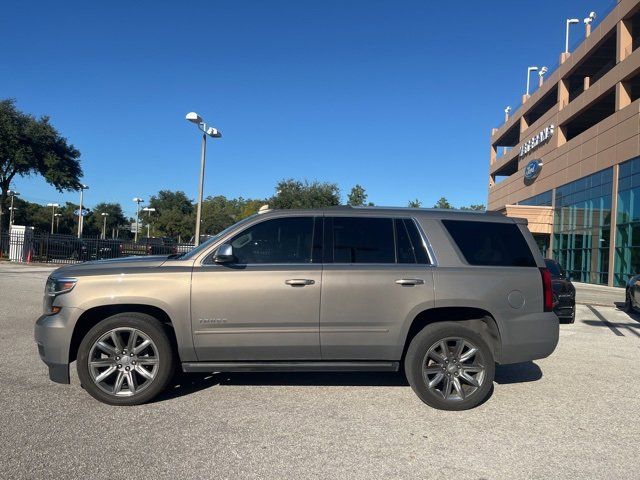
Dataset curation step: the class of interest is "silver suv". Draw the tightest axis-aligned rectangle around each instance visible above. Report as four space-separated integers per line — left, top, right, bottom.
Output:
35 207 559 410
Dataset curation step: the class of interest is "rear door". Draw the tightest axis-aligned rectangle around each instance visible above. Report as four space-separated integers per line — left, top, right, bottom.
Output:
319 216 435 360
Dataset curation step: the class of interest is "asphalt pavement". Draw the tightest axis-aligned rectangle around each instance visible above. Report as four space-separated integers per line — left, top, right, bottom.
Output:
1 262 639 480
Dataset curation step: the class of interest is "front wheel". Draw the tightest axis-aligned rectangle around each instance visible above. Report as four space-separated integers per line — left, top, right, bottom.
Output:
404 322 495 411
77 313 175 405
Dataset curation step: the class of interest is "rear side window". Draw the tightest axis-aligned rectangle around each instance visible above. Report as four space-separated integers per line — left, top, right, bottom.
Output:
395 219 430 264
442 220 536 267
332 217 395 263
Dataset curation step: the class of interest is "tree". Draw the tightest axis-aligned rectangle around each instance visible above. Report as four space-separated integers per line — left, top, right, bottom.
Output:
347 184 368 206
408 199 422 208
0 99 82 233
83 202 127 238
460 204 486 211
270 179 340 209
148 190 195 240
433 197 453 209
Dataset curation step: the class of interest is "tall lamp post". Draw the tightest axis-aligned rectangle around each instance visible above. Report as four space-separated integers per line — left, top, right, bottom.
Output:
8 190 19 230
77 184 89 238
47 203 59 234
101 212 109 239
185 112 222 246
142 207 156 237
132 197 144 242
565 18 580 54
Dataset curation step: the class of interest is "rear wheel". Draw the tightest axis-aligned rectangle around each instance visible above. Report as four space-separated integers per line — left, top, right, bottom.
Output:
405 322 495 411
624 289 634 313
77 313 175 405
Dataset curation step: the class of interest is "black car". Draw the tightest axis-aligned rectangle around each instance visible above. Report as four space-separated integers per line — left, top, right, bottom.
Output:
623 274 640 312
545 258 576 323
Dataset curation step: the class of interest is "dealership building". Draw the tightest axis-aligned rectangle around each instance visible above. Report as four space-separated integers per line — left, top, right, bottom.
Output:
489 0 640 287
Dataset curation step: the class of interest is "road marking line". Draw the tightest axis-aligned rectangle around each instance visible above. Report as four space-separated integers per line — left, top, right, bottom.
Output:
586 305 624 337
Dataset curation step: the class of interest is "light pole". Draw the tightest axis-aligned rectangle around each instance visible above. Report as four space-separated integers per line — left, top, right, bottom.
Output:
77 184 88 238
132 197 144 242
8 190 19 230
101 212 109 239
54 213 62 233
565 18 580 54
47 203 59 234
538 66 548 88
185 112 222 247
584 12 596 37
142 207 156 237
526 66 539 97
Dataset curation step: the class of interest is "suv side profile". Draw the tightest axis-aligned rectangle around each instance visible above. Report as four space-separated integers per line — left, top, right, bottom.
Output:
35 207 559 410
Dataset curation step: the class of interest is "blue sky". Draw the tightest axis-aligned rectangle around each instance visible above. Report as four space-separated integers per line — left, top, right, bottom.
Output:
2 0 614 217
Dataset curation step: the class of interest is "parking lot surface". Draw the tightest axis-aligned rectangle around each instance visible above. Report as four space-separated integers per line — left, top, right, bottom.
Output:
1 262 639 480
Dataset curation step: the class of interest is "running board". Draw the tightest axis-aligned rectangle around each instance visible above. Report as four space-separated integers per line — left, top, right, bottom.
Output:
181 361 399 373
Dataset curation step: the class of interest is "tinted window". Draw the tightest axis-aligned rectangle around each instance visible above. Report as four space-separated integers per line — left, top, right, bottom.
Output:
229 217 314 264
332 217 395 263
442 220 536 267
545 259 562 277
403 219 430 264
395 219 430 264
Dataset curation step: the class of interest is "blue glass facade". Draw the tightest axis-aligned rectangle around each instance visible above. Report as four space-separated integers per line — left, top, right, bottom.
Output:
519 190 552 206
552 168 612 285
615 157 640 286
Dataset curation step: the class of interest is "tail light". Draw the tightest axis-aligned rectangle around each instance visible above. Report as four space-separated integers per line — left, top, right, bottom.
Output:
540 267 553 312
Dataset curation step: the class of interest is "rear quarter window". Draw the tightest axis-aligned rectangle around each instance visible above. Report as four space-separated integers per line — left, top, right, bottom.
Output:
441 219 536 267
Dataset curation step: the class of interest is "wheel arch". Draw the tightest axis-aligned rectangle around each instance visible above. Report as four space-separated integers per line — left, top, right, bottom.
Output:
400 307 502 364
69 304 177 364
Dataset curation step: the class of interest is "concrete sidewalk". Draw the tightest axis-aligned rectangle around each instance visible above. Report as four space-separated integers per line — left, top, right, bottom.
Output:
574 281 625 307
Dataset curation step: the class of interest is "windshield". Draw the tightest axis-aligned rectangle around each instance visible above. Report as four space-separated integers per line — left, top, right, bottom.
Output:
544 259 562 278
180 214 258 260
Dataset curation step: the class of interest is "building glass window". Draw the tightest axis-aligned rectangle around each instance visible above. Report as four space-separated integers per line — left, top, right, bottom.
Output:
614 157 640 286
552 168 612 285
519 190 552 207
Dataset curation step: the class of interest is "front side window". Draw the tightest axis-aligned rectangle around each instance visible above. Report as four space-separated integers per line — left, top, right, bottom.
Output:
228 217 314 264
331 217 395 263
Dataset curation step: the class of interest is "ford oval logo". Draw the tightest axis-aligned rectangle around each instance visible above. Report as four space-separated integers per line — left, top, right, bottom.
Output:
524 159 543 182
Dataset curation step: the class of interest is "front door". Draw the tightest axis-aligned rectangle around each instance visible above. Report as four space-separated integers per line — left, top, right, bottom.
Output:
191 216 322 361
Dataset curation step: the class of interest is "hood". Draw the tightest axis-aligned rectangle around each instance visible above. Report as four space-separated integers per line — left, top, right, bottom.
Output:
51 255 170 277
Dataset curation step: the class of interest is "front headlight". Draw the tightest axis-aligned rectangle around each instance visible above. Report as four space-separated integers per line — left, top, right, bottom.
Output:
43 277 77 314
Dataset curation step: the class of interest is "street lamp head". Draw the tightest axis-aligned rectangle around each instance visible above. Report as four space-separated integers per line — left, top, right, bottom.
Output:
47 203 60 207
206 126 222 138
54 213 62 217
528 66 539 72
567 18 580 24
101 212 109 217
142 207 156 212
7 190 19 196
186 112 202 124
132 197 144 203
538 66 548 76
504 106 511 114
80 184 89 190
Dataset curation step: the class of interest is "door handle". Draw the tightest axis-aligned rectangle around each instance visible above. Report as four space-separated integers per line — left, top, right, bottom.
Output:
395 278 425 286
285 279 315 286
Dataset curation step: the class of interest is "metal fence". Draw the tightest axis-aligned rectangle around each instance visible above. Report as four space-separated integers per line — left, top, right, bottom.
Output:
0 232 195 265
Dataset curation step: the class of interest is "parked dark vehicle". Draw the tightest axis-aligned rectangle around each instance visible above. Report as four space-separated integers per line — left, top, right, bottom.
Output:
36 235 89 262
139 237 177 255
623 274 640 312
544 258 575 323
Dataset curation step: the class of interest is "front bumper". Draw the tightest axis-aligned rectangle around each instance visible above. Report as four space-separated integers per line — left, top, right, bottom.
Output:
34 307 84 384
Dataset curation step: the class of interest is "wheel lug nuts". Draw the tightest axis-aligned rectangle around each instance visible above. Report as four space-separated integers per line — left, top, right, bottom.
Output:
132 361 136 365
125 366 130 371
118 364 122 368
116 356 120 360
130 353 134 357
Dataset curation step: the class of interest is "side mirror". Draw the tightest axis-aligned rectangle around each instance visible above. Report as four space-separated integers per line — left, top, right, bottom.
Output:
213 244 234 264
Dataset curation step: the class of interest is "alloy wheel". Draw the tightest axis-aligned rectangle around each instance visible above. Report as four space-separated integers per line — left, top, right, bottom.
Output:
88 327 159 397
421 337 486 402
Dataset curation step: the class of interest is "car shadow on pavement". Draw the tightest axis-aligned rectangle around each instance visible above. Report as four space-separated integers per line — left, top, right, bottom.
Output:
494 362 542 384
152 363 542 403
614 302 640 324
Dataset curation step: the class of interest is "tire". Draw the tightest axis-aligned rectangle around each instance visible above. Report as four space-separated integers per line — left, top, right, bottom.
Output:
404 322 495 411
77 313 175 406
624 289 634 313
